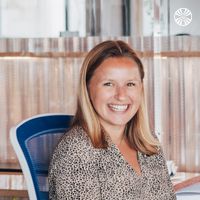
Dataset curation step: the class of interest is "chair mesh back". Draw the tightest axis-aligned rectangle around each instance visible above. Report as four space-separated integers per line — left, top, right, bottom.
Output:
13 114 73 200
26 130 66 199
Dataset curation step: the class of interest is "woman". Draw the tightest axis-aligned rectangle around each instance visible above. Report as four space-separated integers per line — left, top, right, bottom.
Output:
49 40 176 199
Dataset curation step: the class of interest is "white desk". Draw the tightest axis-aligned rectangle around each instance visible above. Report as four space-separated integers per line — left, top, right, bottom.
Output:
172 172 200 192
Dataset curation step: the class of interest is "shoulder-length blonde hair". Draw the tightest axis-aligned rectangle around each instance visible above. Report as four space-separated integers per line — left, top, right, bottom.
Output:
72 40 159 155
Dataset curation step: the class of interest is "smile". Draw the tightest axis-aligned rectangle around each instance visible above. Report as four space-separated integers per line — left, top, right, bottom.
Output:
108 104 128 112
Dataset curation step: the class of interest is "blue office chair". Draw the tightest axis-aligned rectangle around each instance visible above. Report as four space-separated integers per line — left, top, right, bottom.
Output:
10 113 73 200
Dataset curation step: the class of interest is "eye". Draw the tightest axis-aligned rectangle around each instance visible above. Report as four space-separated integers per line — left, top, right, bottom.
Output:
103 82 113 86
127 82 136 87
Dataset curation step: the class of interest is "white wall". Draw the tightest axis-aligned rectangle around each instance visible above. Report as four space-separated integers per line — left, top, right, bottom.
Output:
170 0 200 35
0 0 66 37
1 0 200 37
67 0 86 36
101 0 123 36
142 0 200 36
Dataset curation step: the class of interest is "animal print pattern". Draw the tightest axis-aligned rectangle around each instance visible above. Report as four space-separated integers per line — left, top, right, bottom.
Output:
49 126 176 200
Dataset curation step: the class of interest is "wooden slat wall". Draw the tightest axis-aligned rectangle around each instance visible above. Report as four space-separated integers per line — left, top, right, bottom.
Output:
0 36 200 172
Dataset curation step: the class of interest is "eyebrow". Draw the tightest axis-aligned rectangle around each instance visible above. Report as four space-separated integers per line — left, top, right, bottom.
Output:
100 78 141 82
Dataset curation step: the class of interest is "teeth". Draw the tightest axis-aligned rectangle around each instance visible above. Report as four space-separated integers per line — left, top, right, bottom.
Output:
109 104 128 112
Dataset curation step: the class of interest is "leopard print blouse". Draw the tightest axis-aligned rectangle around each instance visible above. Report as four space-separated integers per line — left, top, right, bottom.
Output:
48 126 176 200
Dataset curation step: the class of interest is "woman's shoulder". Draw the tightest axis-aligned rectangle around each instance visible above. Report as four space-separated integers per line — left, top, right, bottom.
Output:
56 125 91 152
63 125 89 144
139 146 167 168
51 125 97 165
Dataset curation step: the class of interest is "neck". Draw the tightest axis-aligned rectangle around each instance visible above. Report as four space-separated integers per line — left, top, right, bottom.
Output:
102 124 125 145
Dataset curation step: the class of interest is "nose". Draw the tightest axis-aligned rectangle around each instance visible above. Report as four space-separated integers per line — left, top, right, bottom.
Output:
115 86 127 101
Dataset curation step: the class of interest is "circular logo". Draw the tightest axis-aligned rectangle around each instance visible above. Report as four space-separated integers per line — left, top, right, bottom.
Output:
174 8 192 26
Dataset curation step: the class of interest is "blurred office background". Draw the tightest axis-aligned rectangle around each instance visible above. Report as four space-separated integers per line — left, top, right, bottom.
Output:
0 1 200 198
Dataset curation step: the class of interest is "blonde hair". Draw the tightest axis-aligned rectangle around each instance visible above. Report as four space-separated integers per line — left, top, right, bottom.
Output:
72 40 160 155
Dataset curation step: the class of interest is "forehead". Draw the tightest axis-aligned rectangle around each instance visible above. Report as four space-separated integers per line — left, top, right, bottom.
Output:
92 57 141 80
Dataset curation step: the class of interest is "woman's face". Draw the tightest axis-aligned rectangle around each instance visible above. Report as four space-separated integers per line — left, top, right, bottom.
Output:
88 57 143 133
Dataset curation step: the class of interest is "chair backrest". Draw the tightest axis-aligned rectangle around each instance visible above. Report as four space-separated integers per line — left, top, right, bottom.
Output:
10 113 73 200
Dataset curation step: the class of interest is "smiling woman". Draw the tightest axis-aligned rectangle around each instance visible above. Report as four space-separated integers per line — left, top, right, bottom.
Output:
48 40 176 200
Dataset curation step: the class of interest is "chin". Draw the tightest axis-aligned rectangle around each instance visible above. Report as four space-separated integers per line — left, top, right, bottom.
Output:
109 120 130 126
